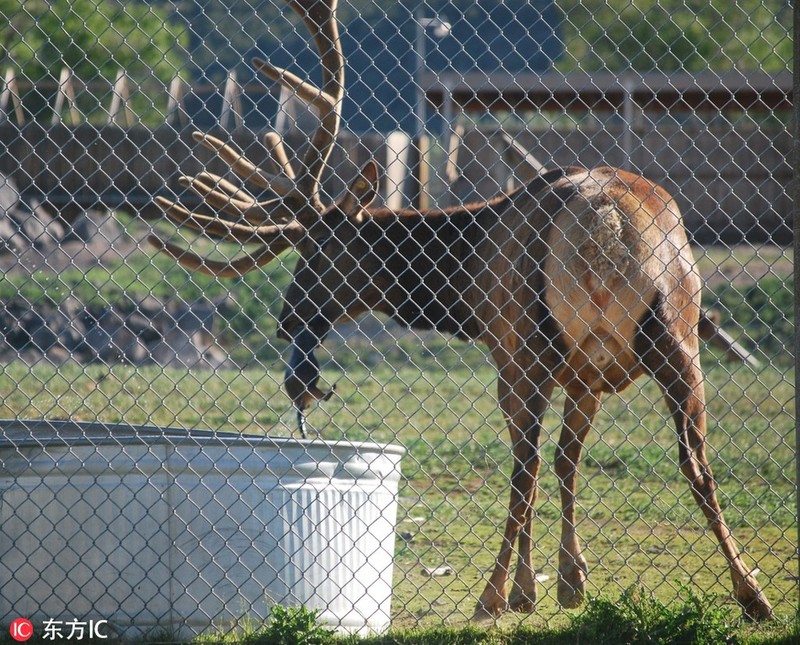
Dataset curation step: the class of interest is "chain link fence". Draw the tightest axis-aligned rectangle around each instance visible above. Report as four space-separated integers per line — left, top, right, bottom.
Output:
0 0 795 638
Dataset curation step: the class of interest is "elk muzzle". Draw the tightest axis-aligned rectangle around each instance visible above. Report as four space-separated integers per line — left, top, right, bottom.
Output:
284 328 335 437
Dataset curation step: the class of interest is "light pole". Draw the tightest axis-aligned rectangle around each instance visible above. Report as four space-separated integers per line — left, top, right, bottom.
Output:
415 12 451 209
415 13 451 139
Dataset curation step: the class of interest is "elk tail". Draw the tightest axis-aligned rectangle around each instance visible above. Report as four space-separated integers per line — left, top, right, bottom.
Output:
699 310 761 369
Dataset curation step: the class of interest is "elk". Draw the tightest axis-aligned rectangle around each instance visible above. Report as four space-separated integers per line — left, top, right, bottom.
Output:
150 0 772 622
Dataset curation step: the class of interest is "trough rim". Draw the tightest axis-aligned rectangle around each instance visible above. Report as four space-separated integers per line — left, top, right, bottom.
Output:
0 418 407 455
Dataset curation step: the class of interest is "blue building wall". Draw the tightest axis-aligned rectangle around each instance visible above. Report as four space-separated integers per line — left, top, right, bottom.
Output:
179 1 563 133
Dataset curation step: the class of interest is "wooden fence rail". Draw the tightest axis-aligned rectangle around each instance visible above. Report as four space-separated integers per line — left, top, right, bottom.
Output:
452 122 793 244
0 120 791 245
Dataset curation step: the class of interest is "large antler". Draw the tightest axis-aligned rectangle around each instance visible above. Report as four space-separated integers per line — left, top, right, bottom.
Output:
150 0 345 277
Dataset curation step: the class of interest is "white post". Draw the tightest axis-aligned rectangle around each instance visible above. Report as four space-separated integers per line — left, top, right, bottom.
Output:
414 14 451 210
166 76 188 128
108 70 133 127
220 70 244 131
52 67 80 126
0 68 25 125
385 130 412 210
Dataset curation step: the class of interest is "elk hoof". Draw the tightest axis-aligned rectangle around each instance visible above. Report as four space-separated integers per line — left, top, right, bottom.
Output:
471 598 507 623
508 588 536 613
557 563 587 608
738 587 773 622
557 582 585 609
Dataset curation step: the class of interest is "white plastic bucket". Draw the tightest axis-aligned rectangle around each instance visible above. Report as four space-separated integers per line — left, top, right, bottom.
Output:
0 420 405 639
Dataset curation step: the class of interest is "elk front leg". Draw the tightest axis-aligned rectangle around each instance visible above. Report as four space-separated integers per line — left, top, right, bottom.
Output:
474 366 553 620
641 321 773 621
555 385 600 608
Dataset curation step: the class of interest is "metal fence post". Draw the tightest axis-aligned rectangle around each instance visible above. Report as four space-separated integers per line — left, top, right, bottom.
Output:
792 0 800 613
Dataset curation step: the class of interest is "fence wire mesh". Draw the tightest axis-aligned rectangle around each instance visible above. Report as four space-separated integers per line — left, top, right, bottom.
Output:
0 0 795 639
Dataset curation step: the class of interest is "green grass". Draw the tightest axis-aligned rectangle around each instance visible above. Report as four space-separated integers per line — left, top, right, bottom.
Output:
712 276 794 367
0 342 795 638
197 590 770 644
153 592 800 644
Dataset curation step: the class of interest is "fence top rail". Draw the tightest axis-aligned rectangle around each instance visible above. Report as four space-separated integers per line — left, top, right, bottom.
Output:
421 69 792 113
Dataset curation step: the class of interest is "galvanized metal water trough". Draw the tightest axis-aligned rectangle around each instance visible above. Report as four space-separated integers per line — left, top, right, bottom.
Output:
0 420 405 639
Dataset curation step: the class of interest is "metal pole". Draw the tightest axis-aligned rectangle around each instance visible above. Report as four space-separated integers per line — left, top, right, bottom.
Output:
621 74 636 170
793 0 800 611
415 10 426 142
413 15 451 210
415 11 430 210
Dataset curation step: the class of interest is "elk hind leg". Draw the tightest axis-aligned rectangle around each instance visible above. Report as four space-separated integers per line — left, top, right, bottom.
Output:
555 385 600 608
643 324 772 621
508 475 540 612
474 374 553 620
475 436 542 620
505 453 540 614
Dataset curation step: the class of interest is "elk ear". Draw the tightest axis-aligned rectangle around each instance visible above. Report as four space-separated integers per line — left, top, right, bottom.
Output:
341 160 380 217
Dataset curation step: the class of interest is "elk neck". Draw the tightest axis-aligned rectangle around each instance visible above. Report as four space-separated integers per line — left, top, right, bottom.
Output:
352 167 574 343
356 195 512 341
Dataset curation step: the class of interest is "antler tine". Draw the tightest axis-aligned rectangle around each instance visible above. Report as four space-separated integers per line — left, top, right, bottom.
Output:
296 0 344 196
188 171 292 225
147 235 283 279
178 175 255 219
194 171 256 208
178 173 298 226
264 131 296 180
254 0 344 206
192 132 296 196
155 195 305 243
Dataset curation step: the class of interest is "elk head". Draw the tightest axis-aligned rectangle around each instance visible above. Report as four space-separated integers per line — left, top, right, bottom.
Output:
149 0 380 436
